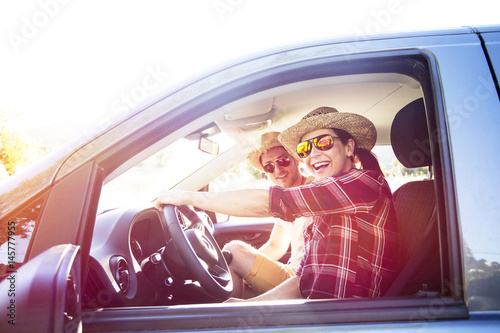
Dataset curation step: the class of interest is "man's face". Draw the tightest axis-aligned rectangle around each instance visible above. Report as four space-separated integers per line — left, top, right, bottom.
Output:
261 147 301 188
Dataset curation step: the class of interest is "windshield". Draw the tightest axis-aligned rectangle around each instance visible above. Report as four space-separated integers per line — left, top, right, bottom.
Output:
98 133 235 213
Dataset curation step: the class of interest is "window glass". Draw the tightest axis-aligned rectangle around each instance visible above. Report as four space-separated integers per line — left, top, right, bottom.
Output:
372 146 429 192
98 133 235 212
0 197 43 281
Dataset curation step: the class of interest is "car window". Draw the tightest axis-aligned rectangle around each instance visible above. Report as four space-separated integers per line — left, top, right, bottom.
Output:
0 197 43 281
83 49 480 327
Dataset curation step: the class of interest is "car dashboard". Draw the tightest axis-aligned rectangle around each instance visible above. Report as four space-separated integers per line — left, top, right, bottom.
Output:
83 205 216 309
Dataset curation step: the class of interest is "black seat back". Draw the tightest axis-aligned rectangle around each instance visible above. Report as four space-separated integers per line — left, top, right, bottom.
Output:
386 98 442 296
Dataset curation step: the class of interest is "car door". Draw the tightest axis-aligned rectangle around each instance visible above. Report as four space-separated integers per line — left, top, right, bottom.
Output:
81 29 497 330
1 160 101 332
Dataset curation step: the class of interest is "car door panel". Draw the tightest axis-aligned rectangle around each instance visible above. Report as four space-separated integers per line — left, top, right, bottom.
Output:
213 220 274 250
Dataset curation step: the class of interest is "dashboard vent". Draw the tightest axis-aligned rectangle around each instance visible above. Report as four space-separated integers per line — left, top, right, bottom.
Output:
83 261 113 308
112 257 130 293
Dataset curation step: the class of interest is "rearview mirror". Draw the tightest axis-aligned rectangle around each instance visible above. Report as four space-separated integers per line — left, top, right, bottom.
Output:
199 136 219 155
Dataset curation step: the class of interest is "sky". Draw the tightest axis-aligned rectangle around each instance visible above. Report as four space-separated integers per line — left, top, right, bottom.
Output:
1 0 499 148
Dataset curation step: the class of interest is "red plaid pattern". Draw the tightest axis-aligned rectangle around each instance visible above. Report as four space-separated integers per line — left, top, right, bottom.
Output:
269 169 400 299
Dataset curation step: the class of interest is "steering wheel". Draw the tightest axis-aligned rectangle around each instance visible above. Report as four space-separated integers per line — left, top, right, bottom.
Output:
162 205 232 300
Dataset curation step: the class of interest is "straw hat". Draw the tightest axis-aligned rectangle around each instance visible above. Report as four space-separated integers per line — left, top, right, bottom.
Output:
248 132 284 172
279 106 377 161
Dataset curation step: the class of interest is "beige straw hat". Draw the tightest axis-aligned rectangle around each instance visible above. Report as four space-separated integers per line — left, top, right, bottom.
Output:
248 132 284 172
279 106 377 161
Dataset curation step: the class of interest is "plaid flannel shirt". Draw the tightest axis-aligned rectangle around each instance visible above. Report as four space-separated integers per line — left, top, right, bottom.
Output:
269 168 400 299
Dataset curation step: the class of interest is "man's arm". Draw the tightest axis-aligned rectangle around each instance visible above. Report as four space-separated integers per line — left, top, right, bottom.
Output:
156 189 271 218
259 222 291 261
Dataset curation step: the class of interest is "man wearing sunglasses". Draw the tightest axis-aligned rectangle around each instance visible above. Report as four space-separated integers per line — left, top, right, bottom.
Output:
223 132 313 298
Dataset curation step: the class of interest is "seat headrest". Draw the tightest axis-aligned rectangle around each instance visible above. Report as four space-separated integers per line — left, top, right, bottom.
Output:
391 98 432 168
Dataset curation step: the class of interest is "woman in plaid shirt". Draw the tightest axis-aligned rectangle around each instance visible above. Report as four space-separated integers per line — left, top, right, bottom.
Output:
157 107 400 300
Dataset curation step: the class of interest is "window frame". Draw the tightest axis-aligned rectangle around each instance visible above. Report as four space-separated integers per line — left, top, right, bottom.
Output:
86 48 469 329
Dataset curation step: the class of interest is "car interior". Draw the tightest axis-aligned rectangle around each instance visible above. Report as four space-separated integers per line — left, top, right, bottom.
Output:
80 52 452 314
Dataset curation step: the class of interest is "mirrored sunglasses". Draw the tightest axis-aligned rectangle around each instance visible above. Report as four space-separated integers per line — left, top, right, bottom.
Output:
263 156 291 174
296 134 338 158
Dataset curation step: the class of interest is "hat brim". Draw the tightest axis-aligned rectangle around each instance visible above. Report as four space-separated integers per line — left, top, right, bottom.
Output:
247 142 284 172
279 112 376 161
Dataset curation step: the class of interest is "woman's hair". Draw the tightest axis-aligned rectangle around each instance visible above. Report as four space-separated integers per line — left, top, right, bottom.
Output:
333 128 384 176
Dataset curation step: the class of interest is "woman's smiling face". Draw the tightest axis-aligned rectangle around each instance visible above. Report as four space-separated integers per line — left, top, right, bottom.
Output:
300 128 355 180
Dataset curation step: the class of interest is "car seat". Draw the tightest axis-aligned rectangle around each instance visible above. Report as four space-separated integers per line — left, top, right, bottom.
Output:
385 98 442 297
